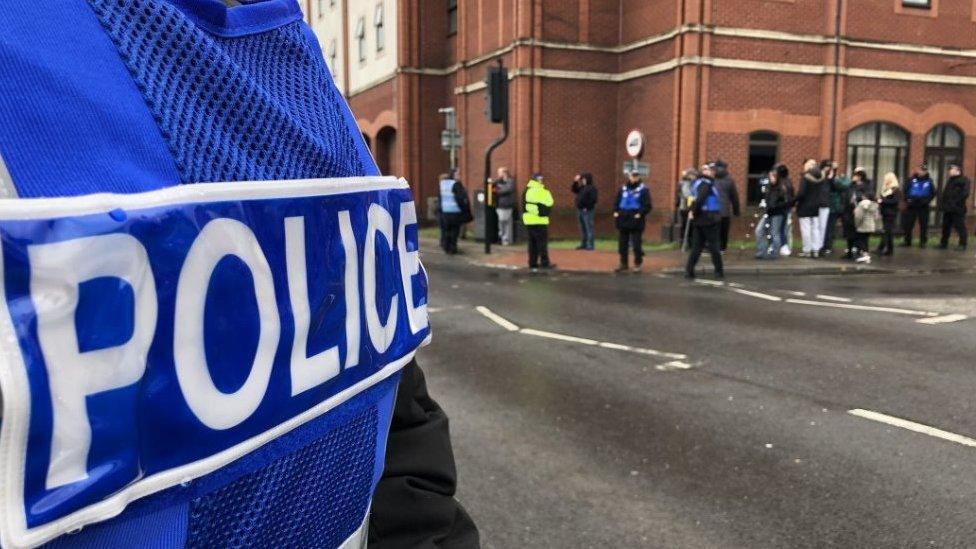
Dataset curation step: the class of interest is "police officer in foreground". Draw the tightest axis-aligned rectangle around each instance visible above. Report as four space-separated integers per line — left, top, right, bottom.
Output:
0 3 478 548
685 163 725 279
902 163 936 248
614 169 653 272
523 172 556 271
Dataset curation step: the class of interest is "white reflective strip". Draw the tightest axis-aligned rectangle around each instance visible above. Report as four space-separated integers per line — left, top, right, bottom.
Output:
337 510 370 549
0 176 405 220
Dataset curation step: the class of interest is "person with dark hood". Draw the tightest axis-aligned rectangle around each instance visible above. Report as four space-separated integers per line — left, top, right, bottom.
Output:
571 172 598 250
712 160 741 252
818 160 839 255
438 172 473 255
939 163 971 251
613 169 653 272
876 172 903 256
685 163 725 279
902 164 936 248
795 159 826 258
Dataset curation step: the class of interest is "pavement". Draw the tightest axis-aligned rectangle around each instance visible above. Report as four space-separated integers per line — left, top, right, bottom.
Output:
415 241 976 548
441 237 976 277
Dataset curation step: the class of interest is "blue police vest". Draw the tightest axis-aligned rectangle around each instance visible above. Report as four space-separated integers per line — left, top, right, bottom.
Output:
440 179 461 213
907 177 934 200
0 3 424 548
617 184 646 211
693 178 721 212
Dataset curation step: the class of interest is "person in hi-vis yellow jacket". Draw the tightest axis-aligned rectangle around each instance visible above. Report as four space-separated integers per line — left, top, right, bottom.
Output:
523 173 555 271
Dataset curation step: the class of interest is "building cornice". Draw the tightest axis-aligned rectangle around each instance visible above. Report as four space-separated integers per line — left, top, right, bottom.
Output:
390 23 976 95
449 55 976 95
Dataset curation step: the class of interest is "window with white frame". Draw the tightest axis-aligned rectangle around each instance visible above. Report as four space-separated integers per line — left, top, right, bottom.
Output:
356 17 366 63
901 0 931 7
374 4 385 53
327 38 338 71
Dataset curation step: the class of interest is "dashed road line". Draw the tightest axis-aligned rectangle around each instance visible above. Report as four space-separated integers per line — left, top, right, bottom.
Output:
731 288 783 302
475 306 688 360
849 409 976 448
520 328 598 346
784 298 938 317
695 279 726 287
916 313 969 325
475 306 520 331
786 291 807 297
815 294 852 303
655 361 693 371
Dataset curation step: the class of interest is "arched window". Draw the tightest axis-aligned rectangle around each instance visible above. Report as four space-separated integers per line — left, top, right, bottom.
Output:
846 122 909 185
925 124 964 202
746 131 780 205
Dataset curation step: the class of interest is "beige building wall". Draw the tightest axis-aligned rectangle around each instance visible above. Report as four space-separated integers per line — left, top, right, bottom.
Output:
305 0 347 94
345 0 398 96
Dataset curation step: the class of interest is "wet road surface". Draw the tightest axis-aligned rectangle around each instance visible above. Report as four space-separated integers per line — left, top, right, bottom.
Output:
415 248 976 548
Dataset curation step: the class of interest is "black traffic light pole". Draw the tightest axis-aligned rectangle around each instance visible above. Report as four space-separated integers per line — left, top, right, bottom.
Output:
483 59 509 254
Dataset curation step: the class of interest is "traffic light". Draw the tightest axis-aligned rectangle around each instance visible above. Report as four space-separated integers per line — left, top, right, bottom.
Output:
485 64 508 124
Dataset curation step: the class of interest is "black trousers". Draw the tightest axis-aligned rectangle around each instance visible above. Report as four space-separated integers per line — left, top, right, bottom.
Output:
618 228 644 266
902 206 930 245
856 232 871 254
440 221 461 254
686 222 724 277
941 212 968 248
878 216 897 255
720 216 731 251
823 212 841 251
527 225 550 268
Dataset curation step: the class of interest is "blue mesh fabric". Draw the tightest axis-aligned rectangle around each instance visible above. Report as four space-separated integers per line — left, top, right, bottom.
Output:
185 406 377 549
85 0 364 183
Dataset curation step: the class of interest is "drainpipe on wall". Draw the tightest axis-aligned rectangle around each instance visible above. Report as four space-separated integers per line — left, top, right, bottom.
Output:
829 0 843 161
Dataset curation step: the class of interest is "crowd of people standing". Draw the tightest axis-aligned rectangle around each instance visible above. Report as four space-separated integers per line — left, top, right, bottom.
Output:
438 159 974 274
752 160 972 264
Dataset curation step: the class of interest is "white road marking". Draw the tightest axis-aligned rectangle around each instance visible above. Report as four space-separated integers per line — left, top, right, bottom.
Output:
849 409 976 448
916 314 969 325
474 306 521 332
731 288 783 302
787 291 807 297
520 328 599 346
695 279 725 287
784 298 938 317
655 361 693 371
475 306 688 360
815 294 852 303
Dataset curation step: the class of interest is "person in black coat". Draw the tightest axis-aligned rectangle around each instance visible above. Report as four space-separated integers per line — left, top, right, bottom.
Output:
939 163 971 250
613 170 652 272
571 172 599 250
712 160 741 251
876 172 902 256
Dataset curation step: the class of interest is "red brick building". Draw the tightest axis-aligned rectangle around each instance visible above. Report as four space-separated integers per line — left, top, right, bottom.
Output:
305 0 976 238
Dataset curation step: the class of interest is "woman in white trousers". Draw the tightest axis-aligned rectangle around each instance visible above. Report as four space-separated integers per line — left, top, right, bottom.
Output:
795 159 827 257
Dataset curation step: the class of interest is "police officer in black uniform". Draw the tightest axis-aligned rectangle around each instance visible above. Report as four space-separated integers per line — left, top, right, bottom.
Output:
685 163 725 279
